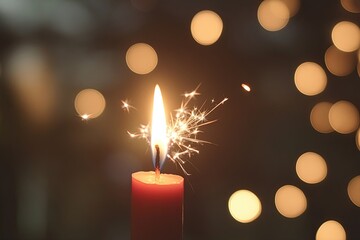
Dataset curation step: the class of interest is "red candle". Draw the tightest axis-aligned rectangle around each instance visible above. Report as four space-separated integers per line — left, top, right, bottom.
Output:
131 171 184 240
131 85 184 239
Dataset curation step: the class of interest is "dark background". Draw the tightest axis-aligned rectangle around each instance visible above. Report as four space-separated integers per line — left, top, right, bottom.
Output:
0 0 359 239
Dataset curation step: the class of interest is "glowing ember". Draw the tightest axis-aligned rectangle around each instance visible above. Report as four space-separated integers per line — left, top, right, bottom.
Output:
128 85 228 175
241 83 251 92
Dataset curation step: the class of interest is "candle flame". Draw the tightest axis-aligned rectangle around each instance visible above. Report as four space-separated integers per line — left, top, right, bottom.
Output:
151 85 168 169
127 85 227 175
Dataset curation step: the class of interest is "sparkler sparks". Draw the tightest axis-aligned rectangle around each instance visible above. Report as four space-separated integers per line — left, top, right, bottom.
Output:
80 114 91 121
121 100 135 113
241 83 251 92
128 86 228 175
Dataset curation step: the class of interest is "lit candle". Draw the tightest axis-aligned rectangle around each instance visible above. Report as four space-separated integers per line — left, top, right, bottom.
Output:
131 85 184 240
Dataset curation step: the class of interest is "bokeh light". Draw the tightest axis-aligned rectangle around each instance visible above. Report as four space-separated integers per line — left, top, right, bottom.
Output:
294 62 327 96
325 45 356 76
257 0 290 31
348 175 360 207
331 21 360 52
126 43 158 74
296 152 327 184
356 128 360 150
316 220 346 240
74 89 106 119
280 0 301 17
228 190 262 223
310 102 334 133
8 45 57 125
329 101 359 134
341 0 360 13
275 185 307 218
190 10 223 46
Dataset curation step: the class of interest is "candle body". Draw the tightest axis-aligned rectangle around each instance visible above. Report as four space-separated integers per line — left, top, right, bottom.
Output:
131 171 184 240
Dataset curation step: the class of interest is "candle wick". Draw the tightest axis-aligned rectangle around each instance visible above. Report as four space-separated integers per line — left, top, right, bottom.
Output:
155 144 160 182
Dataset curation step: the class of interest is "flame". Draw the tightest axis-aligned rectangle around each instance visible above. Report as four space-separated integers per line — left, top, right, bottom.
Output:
151 85 168 168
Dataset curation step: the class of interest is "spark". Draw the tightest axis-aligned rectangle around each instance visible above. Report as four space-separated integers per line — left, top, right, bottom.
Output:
128 86 227 175
121 100 135 112
80 114 91 121
183 84 201 99
241 83 251 92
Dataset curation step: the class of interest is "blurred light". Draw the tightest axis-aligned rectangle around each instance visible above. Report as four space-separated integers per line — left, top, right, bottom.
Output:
296 152 327 184
329 101 359 134
74 89 106 119
257 0 290 32
280 0 301 17
331 21 360 52
341 0 360 13
357 128 360 150
8 45 57 125
126 43 158 74
348 175 360 207
241 83 251 92
294 62 327 96
46 1 93 38
310 102 334 133
325 45 356 76
275 185 307 218
228 190 262 223
316 220 346 240
190 10 223 46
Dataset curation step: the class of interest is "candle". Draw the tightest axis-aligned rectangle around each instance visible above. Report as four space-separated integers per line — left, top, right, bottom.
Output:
131 171 183 240
131 85 184 240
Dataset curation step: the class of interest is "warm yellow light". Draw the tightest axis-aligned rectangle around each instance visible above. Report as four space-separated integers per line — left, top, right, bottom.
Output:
329 101 359 134
151 85 168 168
257 0 290 32
190 10 223 46
74 89 106 119
341 0 360 13
332 21 360 52
316 220 346 240
325 45 356 76
294 62 327 96
310 102 334 133
228 190 262 223
275 185 307 218
126 43 158 74
296 152 327 184
348 175 360 207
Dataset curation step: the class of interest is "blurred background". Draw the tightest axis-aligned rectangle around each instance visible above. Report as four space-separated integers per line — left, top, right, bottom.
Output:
0 0 360 239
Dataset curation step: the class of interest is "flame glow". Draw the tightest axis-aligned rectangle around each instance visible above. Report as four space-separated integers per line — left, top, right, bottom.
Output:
151 85 168 168
128 85 228 175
